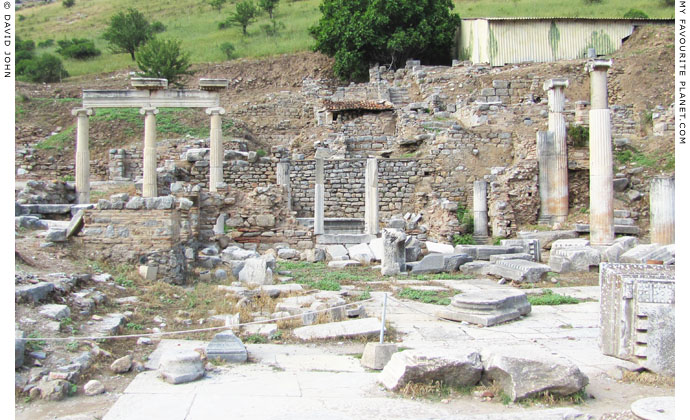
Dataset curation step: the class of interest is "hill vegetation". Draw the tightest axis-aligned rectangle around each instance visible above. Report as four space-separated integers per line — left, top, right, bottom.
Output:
16 0 674 78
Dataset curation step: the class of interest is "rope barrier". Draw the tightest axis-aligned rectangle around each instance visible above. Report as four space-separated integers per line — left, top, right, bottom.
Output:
21 297 377 342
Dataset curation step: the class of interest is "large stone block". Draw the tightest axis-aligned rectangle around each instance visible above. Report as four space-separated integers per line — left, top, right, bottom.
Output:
425 241 455 254
238 256 274 286
500 238 541 262
620 244 662 264
600 263 675 376
369 237 384 261
517 230 579 249
460 261 492 276
454 245 521 260
158 350 205 384
325 244 349 261
482 349 589 401
205 331 247 363
437 289 531 326
293 317 381 340
360 342 397 370
347 243 375 265
39 304 70 321
15 282 54 303
379 349 482 391
410 254 445 275
381 229 406 276
550 246 601 272
443 253 473 271
489 260 551 283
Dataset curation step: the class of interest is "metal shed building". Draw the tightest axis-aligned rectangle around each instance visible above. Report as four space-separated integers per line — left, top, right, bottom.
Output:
455 18 673 66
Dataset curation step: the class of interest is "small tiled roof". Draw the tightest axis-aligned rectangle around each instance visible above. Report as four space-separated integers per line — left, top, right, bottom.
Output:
323 100 394 112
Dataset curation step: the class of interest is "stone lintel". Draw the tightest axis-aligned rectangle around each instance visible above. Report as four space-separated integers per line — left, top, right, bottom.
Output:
586 59 613 73
199 78 229 91
131 77 168 89
83 89 220 108
543 78 569 91
71 107 94 117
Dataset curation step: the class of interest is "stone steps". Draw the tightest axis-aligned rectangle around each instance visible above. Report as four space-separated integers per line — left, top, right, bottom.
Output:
389 88 410 106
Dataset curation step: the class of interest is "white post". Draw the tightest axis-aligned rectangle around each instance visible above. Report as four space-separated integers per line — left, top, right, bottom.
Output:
544 78 569 224
276 160 291 211
473 180 488 237
206 107 226 192
365 157 379 235
72 108 93 204
650 176 675 245
140 107 159 198
379 293 388 344
314 158 325 235
587 60 614 246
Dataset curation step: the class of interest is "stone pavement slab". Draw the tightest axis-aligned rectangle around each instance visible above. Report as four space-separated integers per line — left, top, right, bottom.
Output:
102 393 195 420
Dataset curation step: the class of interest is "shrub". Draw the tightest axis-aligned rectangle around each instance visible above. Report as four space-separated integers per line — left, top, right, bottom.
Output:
456 205 473 233
208 0 228 11
21 53 69 83
63 0 75 8
567 125 589 148
452 233 475 246
256 149 267 157
623 8 649 18
56 38 101 60
151 20 167 33
258 0 280 19
37 39 55 48
528 289 579 305
136 38 192 87
261 19 285 37
220 42 236 59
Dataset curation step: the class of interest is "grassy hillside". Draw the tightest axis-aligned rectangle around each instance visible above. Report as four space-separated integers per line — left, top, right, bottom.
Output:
17 0 674 78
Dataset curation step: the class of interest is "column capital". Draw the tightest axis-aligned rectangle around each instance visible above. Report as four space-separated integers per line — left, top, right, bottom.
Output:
205 107 226 116
139 107 159 115
71 108 93 117
543 78 569 91
586 59 612 73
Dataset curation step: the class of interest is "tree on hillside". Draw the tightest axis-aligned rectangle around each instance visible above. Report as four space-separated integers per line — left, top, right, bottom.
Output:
102 8 153 61
309 0 461 81
219 1 258 35
136 38 192 87
258 0 279 19
208 0 227 12
63 0 75 8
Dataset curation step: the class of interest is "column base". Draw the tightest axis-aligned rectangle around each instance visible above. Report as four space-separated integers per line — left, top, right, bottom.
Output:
472 235 489 245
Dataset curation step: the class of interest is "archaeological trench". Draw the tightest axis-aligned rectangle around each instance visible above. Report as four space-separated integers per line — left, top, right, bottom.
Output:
15 39 675 419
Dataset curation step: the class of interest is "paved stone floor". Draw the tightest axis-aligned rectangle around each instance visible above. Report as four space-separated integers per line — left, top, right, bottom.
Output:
103 286 674 420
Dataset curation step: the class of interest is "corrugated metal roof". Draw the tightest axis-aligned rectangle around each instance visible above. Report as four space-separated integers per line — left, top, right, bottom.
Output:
462 17 673 22
323 100 394 112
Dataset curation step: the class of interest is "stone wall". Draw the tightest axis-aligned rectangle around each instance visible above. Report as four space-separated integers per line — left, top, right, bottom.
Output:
80 197 196 284
290 158 423 220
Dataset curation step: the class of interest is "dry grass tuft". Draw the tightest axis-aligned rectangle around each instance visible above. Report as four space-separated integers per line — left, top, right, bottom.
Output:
622 370 675 387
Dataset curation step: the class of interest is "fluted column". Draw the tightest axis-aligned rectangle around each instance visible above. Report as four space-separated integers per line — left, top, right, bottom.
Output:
473 180 488 237
650 176 675 245
587 60 614 246
206 107 226 192
537 131 554 224
72 108 93 204
314 158 325 235
140 107 159 198
544 78 569 223
364 158 379 235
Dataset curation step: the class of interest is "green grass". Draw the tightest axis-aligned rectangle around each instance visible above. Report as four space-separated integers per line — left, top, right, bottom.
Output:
91 107 209 137
614 148 674 170
16 0 673 78
311 278 341 291
26 332 46 352
244 334 268 344
527 289 579 305
276 261 380 286
35 126 75 150
398 288 453 305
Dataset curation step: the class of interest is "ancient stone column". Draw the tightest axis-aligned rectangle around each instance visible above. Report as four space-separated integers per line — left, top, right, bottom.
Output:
314 158 325 235
276 160 291 211
381 228 407 276
587 60 614 246
72 108 93 204
650 176 675 245
472 180 488 239
365 158 379 235
140 107 159 198
544 78 569 223
536 131 554 224
206 107 226 192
